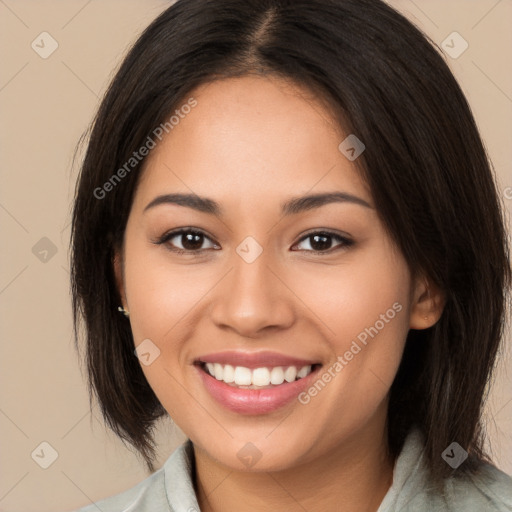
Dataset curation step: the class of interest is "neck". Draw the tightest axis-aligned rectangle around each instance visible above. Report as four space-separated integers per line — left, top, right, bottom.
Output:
193 419 394 512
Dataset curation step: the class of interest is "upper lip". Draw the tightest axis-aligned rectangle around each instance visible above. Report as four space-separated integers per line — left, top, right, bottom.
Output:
195 350 321 369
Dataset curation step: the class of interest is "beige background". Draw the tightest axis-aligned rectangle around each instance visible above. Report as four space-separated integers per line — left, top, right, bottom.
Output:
0 1 511 511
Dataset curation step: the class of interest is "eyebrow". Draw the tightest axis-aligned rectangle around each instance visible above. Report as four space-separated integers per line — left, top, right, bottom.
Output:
143 191 373 216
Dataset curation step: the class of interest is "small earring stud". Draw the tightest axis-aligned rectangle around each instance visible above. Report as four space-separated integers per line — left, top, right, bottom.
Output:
118 306 130 317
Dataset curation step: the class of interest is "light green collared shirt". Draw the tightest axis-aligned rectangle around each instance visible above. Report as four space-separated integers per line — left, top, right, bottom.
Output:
71 429 512 511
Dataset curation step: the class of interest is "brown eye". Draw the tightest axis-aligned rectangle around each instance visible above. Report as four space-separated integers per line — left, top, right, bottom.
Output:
293 231 354 253
156 229 219 254
175 231 206 251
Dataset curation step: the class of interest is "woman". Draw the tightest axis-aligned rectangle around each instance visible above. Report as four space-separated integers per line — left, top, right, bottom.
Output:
69 0 512 510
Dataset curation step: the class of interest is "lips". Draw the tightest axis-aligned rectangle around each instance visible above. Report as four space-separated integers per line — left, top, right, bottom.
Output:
194 350 323 414
195 363 322 414
196 350 320 369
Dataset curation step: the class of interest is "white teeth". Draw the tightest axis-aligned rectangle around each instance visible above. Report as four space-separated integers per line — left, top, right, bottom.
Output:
297 366 310 379
214 363 224 380
234 366 252 385
284 366 297 383
203 363 313 387
270 366 285 385
252 367 270 386
223 364 235 383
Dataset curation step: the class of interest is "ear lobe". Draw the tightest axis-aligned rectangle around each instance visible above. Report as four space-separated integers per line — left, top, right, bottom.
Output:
113 249 127 309
409 276 446 330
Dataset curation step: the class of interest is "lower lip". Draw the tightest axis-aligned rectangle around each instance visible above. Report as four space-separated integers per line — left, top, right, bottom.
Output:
196 364 321 415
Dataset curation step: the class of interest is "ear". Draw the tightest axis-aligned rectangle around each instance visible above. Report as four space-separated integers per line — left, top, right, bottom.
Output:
409 275 445 330
113 248 127 310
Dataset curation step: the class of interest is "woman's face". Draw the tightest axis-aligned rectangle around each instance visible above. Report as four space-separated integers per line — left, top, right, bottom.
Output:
116 75 428 471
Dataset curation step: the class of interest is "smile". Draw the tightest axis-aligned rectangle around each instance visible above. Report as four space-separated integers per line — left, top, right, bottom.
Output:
201 362 315 388
194 350 323 414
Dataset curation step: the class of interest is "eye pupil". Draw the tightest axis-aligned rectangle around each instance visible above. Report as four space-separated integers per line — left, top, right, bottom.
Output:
182 232 203 250
310 234 331 251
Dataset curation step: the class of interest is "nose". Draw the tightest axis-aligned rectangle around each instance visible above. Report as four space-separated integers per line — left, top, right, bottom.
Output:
209 249 295 338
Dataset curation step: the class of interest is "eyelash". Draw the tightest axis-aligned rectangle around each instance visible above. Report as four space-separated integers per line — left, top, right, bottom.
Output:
153 228 354 256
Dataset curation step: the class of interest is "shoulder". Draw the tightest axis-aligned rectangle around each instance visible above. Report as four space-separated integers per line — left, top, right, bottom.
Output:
69 466 167 512
379 429 512 512
68 441 198 512
443 462 512 511
403 462 512 511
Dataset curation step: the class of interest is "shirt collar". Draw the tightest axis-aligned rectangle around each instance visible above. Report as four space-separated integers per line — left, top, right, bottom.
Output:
163 438 201 512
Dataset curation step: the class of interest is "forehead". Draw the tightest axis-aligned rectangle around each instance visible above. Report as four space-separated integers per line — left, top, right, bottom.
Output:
133 75 371 211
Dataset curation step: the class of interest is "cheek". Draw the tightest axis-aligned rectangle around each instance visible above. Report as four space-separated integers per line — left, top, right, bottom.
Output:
122 241 208 417
293 242 411 408
123 238 212 343
121 235 228 410
294 242 411 346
